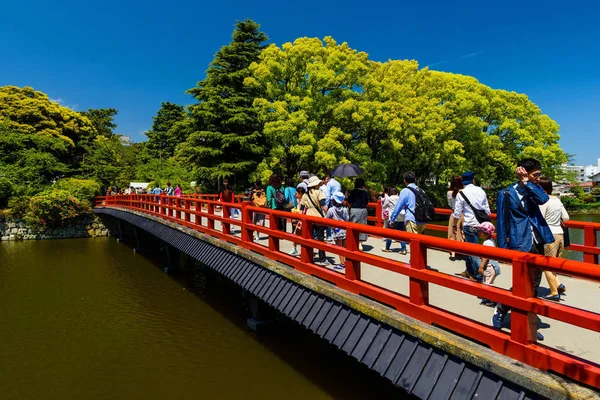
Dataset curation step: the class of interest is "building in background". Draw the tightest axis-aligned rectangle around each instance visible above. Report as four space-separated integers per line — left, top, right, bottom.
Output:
562 158 600 182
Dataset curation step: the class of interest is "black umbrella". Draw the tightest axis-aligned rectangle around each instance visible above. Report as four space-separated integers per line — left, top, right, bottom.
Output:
331 163 363 178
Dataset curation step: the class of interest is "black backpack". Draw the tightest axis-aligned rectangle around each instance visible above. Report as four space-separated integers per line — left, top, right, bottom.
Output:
274 187 286 209
407 187 435 222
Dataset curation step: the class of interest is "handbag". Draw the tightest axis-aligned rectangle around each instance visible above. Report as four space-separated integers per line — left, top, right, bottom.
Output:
459 191 491 223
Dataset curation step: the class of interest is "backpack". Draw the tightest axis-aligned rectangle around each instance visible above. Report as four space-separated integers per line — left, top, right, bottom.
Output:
274 187 286 209
407 187 435 222
253 189 268 208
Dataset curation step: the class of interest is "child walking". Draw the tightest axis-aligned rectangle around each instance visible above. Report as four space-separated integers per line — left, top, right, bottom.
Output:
326 191 349 270
476 222 501 306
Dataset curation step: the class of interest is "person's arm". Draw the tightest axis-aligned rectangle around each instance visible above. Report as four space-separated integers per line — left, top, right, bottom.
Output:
453 192 464 219
561 201 570 221
483 192 491 215
524 181 550 205
496 190 508 248
390 190 407 222
382 197 390 211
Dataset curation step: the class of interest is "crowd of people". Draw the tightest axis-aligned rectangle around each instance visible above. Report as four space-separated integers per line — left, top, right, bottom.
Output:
105 157 569 340
444 158 569 341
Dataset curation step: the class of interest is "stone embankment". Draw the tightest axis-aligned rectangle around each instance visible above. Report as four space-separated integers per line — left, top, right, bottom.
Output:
0 216 109 241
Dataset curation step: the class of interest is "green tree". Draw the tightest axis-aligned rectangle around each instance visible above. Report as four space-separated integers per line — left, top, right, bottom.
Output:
145 102 188 168
0 86 94 191
247 39 567 189
177 19 268 187
246 36 371 181
80 108 118 138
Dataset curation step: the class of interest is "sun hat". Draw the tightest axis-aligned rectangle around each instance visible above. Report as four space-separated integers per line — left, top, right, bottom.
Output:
299 170 309 178
307 176 322 188
477 221 495 235
332 191 345 204
462 171 474 185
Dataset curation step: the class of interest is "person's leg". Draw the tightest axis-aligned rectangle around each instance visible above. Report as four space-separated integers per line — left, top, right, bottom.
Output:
462 225 480 275
397 221 407 252
335 239 346 265
315 225 326 260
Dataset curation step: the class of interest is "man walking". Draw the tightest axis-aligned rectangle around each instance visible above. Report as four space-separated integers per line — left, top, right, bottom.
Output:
452 171 491 280
390 172 430 236
491 158 554 341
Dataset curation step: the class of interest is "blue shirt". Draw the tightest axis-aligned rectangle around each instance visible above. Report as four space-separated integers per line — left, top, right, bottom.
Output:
152 187 162 195
390 183 426 224
285 186 297 208
327 178 342 195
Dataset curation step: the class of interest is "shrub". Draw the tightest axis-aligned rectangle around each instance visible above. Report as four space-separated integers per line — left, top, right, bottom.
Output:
24 189 91 231
0 177 14 208
6 196 31 219
54 178 101 204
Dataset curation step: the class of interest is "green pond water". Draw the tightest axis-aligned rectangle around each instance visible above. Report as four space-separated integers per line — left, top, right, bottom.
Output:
0 237 407 399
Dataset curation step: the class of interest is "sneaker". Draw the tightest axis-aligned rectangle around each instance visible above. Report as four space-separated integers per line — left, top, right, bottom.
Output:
326 236 333 242
333 264 345 271
491 306 504 329
381 248 392 253
399 250 407 255
289 248 299 256
537 331 544 341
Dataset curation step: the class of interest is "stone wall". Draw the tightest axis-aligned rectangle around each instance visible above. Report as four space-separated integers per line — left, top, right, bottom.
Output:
0 216 109 241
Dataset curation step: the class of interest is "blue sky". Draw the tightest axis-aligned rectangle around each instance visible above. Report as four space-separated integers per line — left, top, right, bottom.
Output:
1 0 598 165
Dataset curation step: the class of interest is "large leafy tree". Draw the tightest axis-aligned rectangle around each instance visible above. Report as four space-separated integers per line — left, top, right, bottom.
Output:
247 39 567 189
0 86 94 191
176 19 268 187
145 102 188 166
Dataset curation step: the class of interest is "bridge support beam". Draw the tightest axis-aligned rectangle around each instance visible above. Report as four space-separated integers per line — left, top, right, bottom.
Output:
132 227 163 254
243 291 277 333
163 245 180 275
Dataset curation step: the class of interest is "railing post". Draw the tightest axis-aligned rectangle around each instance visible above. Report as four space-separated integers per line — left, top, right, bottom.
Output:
185 199 191 223
345 227 361 280
409 239 429 306
375 200 383 227
207 202 215 230
222 204 231 235
583 226 598 264
241 201 251 243
300 218 314 264
510 258 537 344
268 210 280 252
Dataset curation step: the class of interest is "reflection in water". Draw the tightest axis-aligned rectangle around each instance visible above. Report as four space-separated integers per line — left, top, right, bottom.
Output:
0 238 408 399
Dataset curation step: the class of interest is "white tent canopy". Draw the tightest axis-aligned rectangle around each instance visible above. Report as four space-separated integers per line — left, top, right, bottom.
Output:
129 182 150 189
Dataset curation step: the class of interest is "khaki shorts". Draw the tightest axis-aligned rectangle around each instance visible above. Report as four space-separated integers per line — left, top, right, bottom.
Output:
405 220 426 234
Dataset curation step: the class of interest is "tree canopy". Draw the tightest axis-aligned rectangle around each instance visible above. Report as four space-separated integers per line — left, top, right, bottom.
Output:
176 19 268 187
245 37 566 188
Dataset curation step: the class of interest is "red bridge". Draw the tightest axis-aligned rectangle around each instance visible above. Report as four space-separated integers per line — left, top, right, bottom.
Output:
94 194 600 398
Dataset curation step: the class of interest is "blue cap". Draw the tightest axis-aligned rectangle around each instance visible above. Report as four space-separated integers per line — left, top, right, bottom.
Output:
462 172 474 185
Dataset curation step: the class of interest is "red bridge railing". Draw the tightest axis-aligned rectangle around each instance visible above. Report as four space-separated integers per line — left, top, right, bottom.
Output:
94 194 600 388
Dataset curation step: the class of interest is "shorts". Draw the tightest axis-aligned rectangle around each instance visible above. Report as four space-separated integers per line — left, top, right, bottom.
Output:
332 228 346 241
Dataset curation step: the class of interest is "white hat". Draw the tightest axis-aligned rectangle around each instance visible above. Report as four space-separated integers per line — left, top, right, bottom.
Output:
307 176 322 188
332 191 345 204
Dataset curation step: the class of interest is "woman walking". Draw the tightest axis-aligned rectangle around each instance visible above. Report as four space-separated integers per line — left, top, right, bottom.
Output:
447 176 464 260
382 188 407 254
300 176 328 263
347 178 369 251
266 174 286 232
539 178 569 300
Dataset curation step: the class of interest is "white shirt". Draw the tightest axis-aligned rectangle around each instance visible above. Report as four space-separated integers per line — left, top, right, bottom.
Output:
447 191 457 210
453 184 491 227
539 196 569 234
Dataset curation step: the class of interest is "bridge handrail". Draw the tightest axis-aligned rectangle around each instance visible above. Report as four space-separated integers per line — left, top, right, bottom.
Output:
96 193 600 263
94 194 600 388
